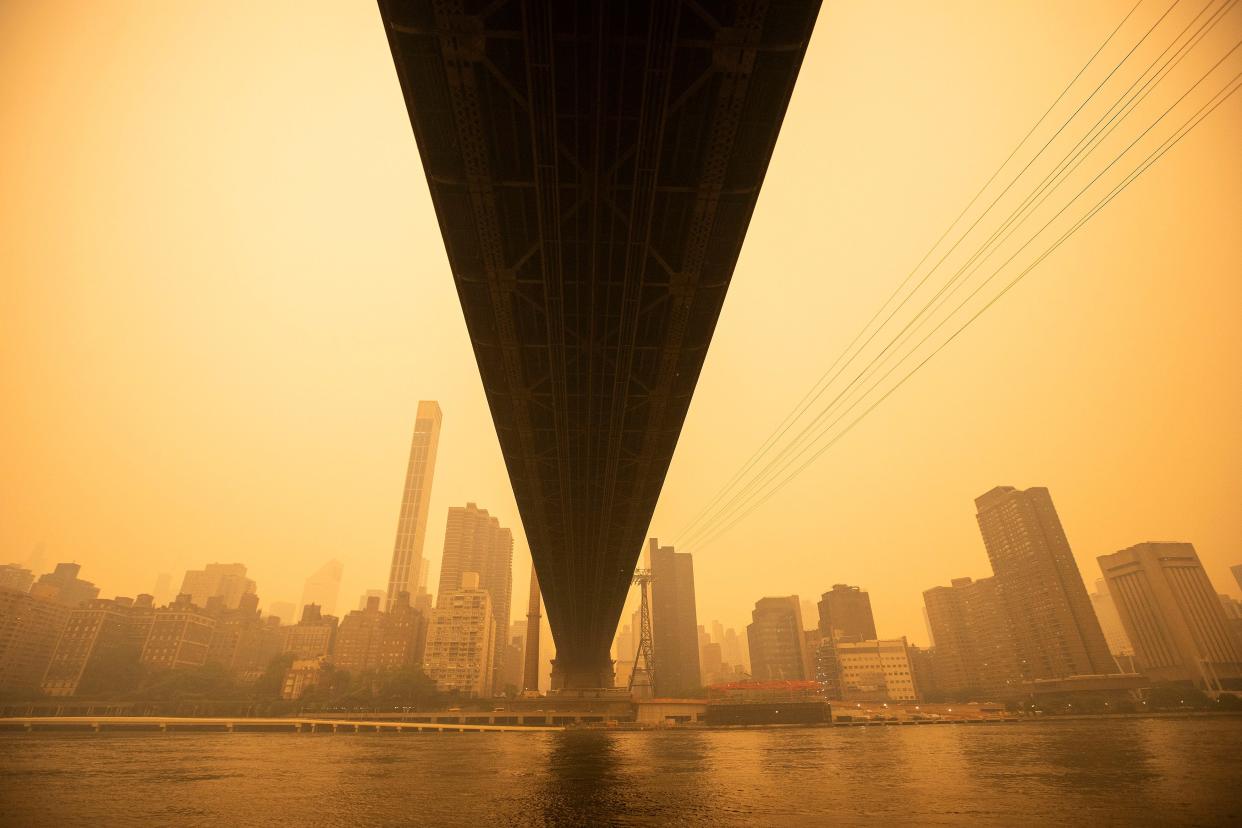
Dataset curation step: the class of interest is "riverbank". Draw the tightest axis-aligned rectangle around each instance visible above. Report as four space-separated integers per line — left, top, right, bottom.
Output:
2 708 1238 735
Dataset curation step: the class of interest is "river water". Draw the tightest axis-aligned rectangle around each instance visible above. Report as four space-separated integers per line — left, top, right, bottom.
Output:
2 718 1239 826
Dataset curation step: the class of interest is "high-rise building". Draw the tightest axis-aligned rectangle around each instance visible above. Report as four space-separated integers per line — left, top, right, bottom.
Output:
1232 563 1242 593
301 560 344 618
386 401 442 611
43 596 155 696
817 584 878 642
152 573 173 606
747 596 810 681
178 563 255 610
722 626 748 672
436 503 513 688
907 644 940 701
1098 542 1242 690
498 621 526 695
31 563 100 608
700 639 725 685
649 538 701 695
800 599 817 631
1089 578 1134 658
141 595 217 671
0 564 34 594
267 601 298 626
975 486 1116 680
281 604 338 659
613 620 635 689
922 576 1021 699
0 588 72 694
424 572 495 697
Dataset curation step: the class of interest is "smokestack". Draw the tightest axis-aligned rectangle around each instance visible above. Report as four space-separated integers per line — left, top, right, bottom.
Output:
522 567 541 694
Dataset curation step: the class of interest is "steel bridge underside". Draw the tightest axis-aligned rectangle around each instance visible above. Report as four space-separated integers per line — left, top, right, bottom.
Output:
379 0 819 687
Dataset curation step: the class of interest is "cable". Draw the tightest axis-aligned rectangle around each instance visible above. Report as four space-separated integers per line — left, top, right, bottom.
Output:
690 67 1242 551
691 45 1241 549
670 0 1150 545
676 0 1183 547
679 4 1235 549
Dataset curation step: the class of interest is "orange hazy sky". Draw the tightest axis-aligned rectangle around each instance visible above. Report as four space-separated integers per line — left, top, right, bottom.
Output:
2 1 1239 646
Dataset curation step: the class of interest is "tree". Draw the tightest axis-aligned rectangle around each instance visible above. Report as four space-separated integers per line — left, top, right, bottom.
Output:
135 662 239 702
375 665 440 707
77 642 146 698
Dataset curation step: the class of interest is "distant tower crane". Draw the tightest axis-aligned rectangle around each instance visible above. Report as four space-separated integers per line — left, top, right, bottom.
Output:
629 568 655 698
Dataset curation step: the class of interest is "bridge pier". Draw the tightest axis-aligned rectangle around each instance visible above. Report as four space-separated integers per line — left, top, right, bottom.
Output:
549 657 616 692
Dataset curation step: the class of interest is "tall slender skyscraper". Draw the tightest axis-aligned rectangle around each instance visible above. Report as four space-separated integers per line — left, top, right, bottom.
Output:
436 503 513 689
649 538 701 696
1098 542 1242 689
386 401 442 611
975 486 1116 680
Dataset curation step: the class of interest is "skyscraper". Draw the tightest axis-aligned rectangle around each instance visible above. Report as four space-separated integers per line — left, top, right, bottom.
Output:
747 596 810 681
436 503 513 688
267 601 297 625
1088 578 1134 658
975 486 1116 680
1233 563 1242 594
152 573 173 606
722 626 748 671
1098 542 1242 690
301 560 344 617
386 401 442 611
922 576 1021 698
817 584 878 642
649 538 701 696
178 563 254 610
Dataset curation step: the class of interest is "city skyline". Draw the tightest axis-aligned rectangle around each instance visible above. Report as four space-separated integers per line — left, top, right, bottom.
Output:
2 2 1240 824
2 0 1240 651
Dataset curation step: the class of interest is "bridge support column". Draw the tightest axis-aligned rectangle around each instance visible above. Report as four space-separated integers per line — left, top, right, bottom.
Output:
550 657 615 692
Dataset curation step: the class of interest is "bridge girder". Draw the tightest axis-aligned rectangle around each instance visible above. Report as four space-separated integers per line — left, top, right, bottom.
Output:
378 0 820 687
